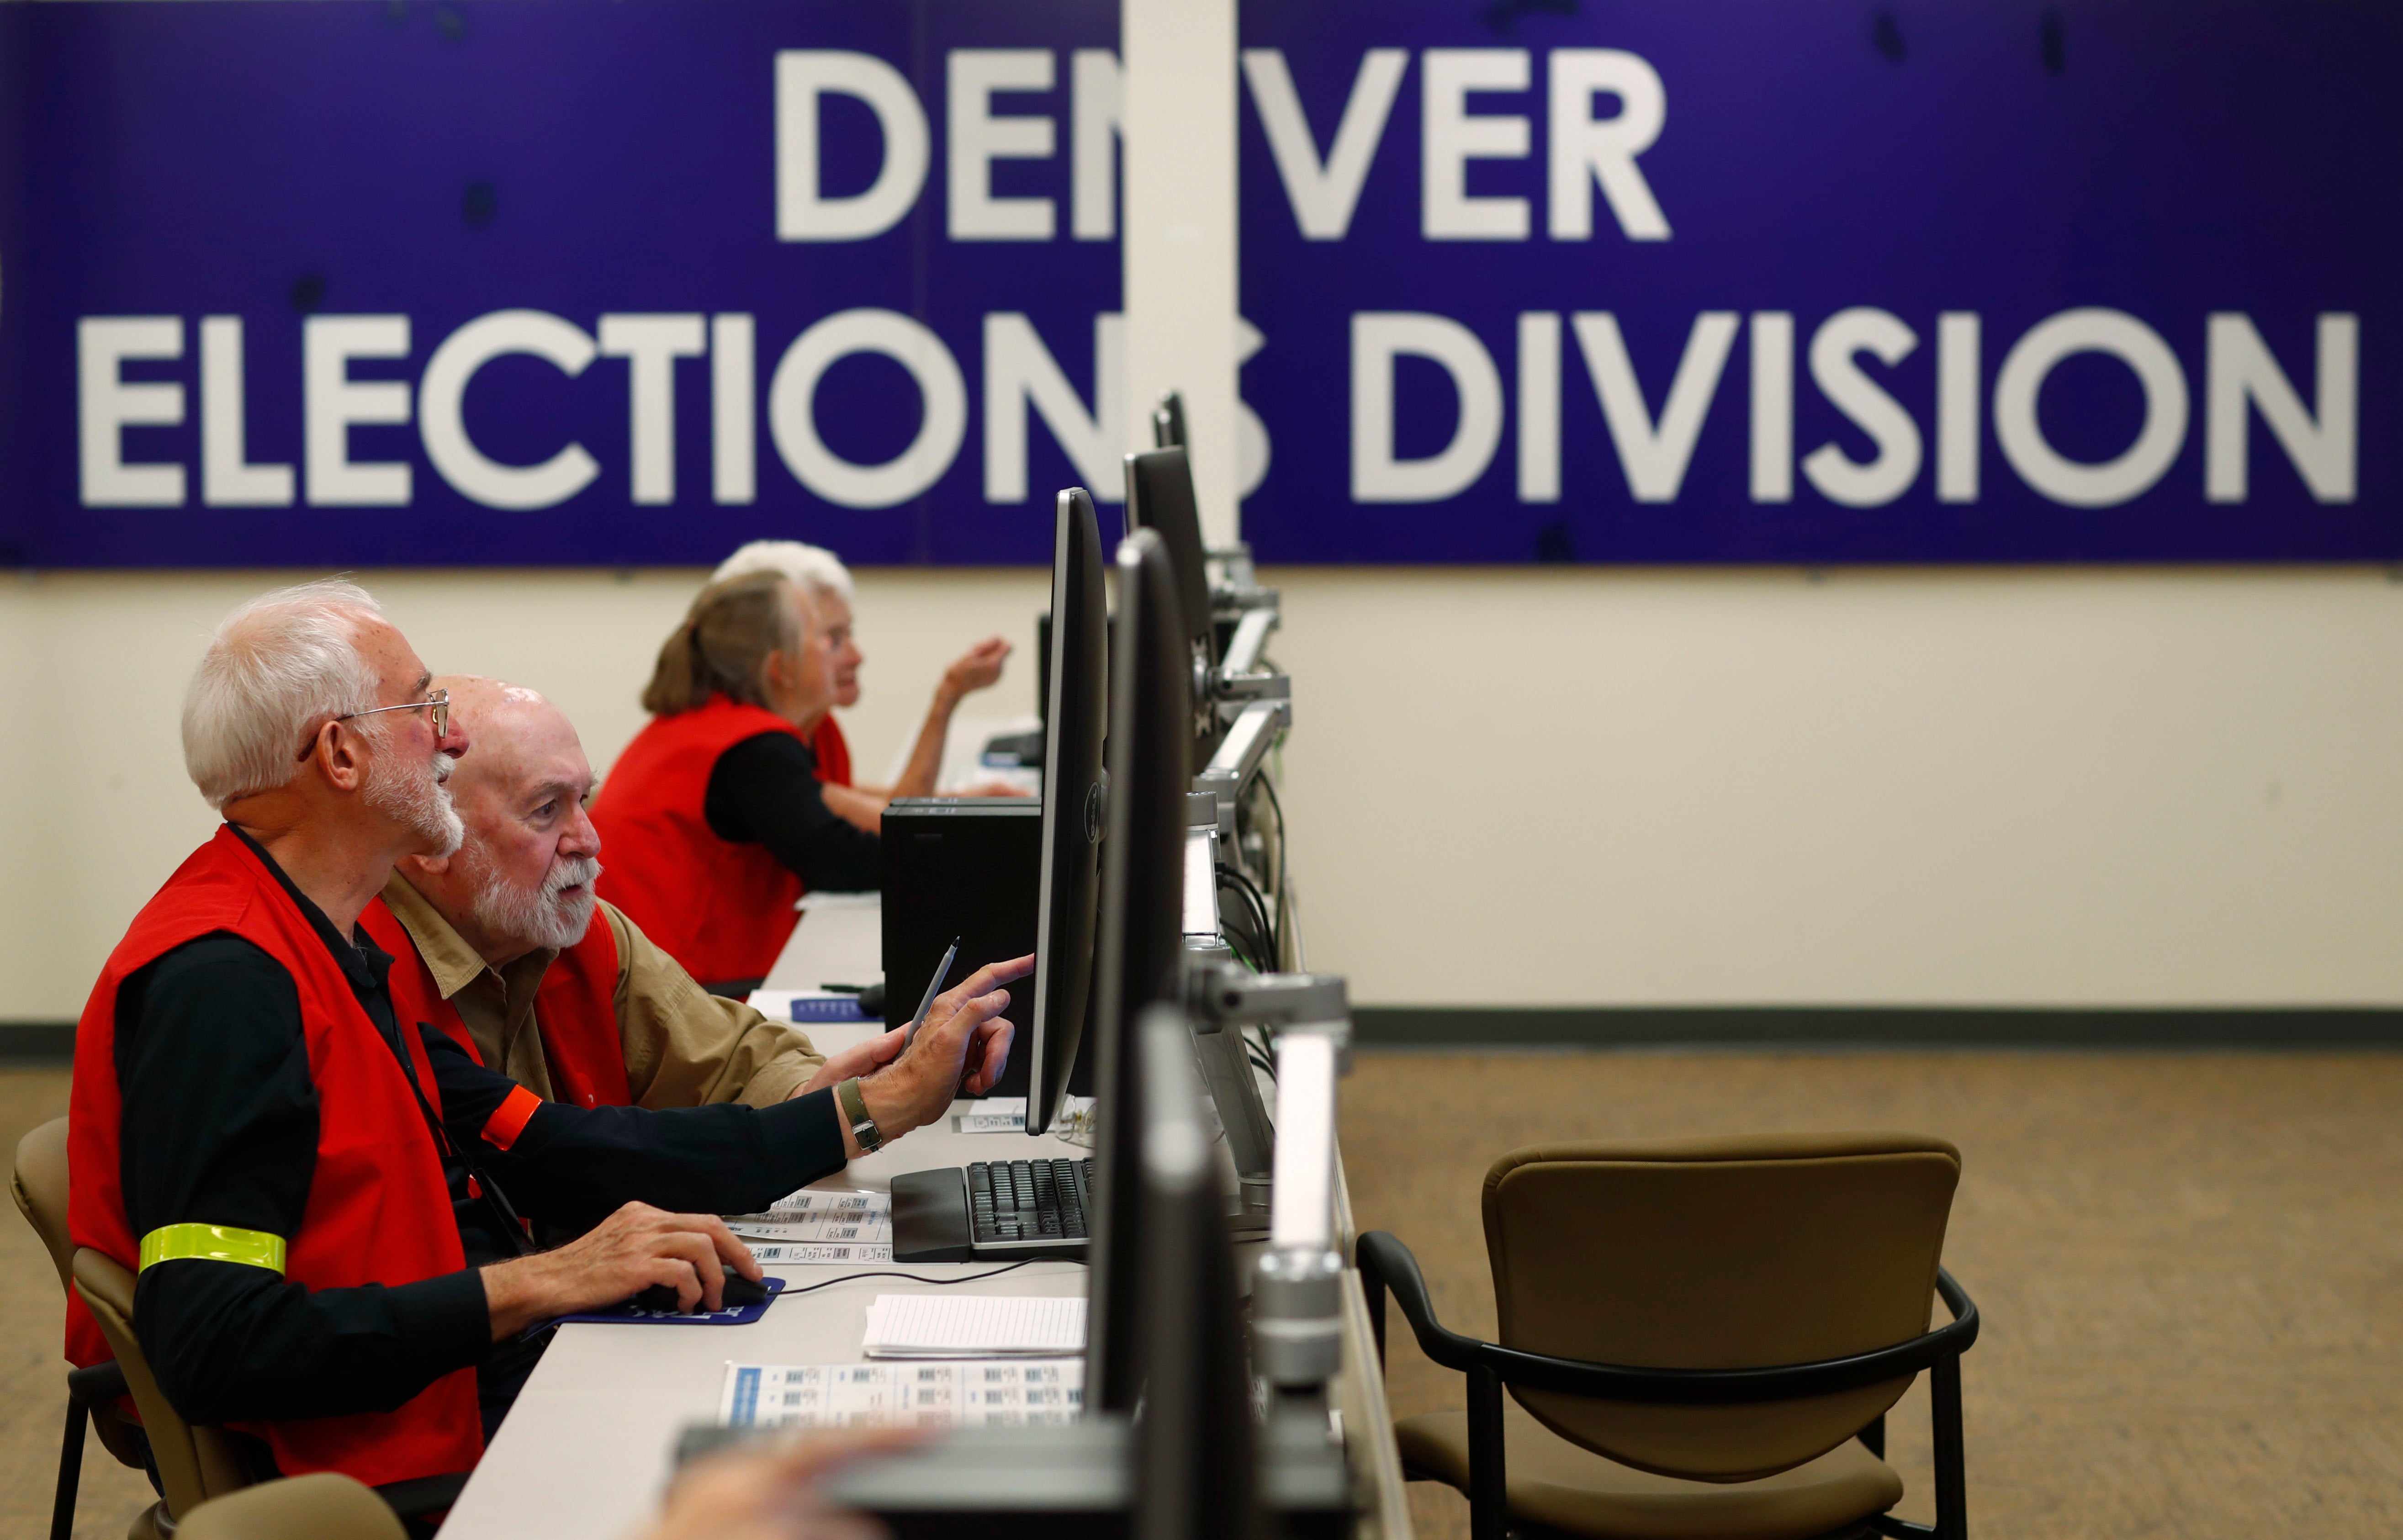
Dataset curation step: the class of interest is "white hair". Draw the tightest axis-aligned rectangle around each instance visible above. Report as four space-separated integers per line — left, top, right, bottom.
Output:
182 579 385 810
470 851 603 953
712 540 854 602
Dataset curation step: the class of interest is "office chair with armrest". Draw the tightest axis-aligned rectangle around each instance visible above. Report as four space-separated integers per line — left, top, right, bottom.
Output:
178 1473 408 1540
1358 1132 1978 1540
76 1248 471 1536
73 1247 263 1533
14 1117 155 1540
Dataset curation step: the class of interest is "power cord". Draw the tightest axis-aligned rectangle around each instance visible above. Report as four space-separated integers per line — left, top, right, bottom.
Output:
768 1260 1036 1300
1257 773 1288 918
1214 867 1271 970
1217 861 1280 967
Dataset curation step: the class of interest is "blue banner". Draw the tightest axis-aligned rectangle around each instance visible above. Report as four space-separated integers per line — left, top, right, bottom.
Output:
0 0 2394 566
0 0 1120 567
1235 0 2398 562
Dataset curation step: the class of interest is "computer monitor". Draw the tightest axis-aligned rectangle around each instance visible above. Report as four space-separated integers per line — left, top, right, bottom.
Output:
1084 528 1192 1414
1127 1001 1260 1540
1025 488 1108 1137
1122 446 1214 670
1152 389 1187 450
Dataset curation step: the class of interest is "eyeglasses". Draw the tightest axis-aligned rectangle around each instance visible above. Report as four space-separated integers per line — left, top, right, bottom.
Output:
343 687 449 737
297 688 450 760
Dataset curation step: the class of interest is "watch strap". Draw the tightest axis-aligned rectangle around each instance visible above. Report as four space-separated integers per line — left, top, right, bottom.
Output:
836 1076 885 1153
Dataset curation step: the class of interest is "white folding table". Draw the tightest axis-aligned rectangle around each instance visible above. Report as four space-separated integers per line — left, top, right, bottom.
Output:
438 894 1410 1540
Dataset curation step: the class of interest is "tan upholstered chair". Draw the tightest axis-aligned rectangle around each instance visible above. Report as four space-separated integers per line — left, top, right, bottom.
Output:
21 1123 464 1539
1358 1133 1978 1540
178 1473 408 1540
13 1117 159 1540
73 1246 265 1528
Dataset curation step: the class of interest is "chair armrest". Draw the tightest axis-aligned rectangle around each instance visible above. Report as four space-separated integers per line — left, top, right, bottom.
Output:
1355 1231 1492 1373
68 1360 129 1406
1357 1230 1982 1408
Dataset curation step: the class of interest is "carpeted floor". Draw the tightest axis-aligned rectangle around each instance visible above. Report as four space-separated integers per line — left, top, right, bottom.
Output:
5 1052 2400 1540
1341 1050 2403 1540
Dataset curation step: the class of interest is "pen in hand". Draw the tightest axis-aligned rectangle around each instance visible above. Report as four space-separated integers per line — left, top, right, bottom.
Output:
902 937 960 1053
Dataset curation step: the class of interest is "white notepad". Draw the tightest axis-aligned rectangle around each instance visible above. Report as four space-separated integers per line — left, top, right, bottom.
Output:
859 1294 1087 1358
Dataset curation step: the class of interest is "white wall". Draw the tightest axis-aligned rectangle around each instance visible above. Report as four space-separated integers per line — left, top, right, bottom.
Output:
1269 566 2403 1006
1121 0 1239 546
5 566 2403 1017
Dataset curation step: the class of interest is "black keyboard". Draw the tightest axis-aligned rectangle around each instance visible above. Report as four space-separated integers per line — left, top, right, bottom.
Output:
969 1158 1092 1248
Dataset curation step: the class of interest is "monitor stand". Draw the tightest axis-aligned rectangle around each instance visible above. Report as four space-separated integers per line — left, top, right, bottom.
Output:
1184 938 1276 1235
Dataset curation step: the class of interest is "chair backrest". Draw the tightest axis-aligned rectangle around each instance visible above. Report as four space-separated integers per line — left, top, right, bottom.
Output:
74 1248 260 1518
178 1473 407 1540
13 1116 76 1291
16 1115 173 1474
1482 1131 1959 1483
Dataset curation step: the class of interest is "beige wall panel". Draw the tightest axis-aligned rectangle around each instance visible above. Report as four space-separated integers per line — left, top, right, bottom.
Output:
5 566 2401 1016
0 566 1049 1019
1266 566 2403 1006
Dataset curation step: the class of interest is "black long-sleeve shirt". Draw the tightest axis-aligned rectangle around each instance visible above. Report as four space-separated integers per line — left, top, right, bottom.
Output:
117 826 850 1437
705 731 881 892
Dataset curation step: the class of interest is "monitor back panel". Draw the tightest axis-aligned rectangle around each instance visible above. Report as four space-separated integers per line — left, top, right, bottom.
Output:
881 798 1092 1100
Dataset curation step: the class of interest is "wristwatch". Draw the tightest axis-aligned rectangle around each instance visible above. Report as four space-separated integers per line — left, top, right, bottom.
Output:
836 1077 886 1154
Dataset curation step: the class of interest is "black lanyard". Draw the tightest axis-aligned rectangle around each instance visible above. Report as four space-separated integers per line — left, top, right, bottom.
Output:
381 1016 540 1261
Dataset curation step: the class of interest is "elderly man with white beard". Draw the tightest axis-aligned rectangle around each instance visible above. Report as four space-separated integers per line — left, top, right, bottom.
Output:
362 676 945 1111
66 582 1029 1506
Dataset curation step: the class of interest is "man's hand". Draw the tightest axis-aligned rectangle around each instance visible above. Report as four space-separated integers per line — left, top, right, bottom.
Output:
479 1201 761 1339
937 637 1011 704
646 1428 926 1540
853 954 1033 1148
797 1025 907 1097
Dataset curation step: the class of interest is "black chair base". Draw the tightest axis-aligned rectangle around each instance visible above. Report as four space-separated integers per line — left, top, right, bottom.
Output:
51 1361 131 1540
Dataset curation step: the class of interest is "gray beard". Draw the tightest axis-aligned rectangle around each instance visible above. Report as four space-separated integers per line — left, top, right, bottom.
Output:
471 853 603 954
365 747 465 857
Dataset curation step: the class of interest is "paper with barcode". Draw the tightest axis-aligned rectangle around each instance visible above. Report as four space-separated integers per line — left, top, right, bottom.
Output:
955 1097 1028 1134
954 1095 1095 1134
720 1360 1083 1429
860 1294 1087 1358
720 1190 891 1263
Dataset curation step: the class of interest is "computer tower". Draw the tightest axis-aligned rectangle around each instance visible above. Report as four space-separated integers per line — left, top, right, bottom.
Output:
881 797 1092 1101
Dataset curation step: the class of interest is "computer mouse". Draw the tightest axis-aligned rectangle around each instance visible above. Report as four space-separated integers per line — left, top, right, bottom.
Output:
633 1275 770 1313
857 981 886 1016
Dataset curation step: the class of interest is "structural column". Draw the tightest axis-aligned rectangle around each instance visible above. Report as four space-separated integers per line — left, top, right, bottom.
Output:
1121 0 1239 547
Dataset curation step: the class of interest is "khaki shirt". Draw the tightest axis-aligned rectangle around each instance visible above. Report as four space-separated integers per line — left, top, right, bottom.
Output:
380 873 826 1109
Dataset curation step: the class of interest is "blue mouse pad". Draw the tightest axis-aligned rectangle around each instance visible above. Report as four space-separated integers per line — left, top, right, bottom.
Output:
544 1277 787 1329
791 997 872 1023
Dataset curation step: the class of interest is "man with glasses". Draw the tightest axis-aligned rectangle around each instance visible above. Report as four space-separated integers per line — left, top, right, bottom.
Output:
64 580 1027 1503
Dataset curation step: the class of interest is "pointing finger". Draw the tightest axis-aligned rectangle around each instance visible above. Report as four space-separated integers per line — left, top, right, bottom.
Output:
939 955 1034 1013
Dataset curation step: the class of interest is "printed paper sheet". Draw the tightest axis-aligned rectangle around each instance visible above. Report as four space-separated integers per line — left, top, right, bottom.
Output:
721 1189 892 1264
719 1360 1083 1429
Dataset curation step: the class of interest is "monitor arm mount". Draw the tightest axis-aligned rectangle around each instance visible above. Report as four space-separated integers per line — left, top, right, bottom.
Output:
1195 688 1291 907
1179 951 1346 1231
1191 582 1291 892
1184 960 1355 1398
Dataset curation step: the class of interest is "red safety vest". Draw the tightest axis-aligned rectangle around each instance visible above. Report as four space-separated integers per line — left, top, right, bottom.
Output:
589 696 808 989
360 894 632 1111
810 714 852 789
66 827 483 1488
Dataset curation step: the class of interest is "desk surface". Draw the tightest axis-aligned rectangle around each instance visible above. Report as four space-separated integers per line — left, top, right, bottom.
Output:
441 894 1411 1540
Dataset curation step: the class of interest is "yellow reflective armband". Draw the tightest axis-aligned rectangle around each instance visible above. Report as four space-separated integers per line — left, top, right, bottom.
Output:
138 1223 286 1275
